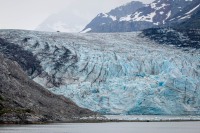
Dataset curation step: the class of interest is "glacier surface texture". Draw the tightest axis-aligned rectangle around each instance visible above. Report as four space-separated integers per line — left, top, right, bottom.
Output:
0 30 200 115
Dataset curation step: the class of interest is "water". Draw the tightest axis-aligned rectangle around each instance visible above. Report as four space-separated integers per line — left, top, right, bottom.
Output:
1 122 200 133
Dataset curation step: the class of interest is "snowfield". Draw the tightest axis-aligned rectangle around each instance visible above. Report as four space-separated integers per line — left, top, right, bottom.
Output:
0 30 199 115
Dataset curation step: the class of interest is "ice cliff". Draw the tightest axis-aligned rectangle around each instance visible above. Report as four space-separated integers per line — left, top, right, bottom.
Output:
0 30 199 115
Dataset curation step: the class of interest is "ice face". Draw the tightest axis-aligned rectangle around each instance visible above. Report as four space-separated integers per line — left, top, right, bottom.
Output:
0 30 199 115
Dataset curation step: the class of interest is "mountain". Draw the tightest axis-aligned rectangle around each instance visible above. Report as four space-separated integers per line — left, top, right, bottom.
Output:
142 28 200 49
0 29 199 115
0 51 95 124
82 0 197 33
176 5 200 29
0 37 42 78
142 1 200 49
36 9 89 33
166 0 200 27
81 1 145 33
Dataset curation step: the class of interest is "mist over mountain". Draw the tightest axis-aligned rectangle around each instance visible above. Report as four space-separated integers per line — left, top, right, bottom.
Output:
35 9 90 32
36 0 200 33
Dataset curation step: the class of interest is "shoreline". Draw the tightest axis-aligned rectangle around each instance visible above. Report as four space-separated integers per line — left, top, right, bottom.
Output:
1 115 200 124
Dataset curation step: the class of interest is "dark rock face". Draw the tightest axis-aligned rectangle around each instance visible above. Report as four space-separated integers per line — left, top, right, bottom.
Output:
129 0 193 25
83 20 154 33
176 8 200 29
142 28 200 49
0 38 42 78
166 0 200 26
0 54 95 124
142 1 200 49
108 1 145 18
82 0 199 33
0 30 80 88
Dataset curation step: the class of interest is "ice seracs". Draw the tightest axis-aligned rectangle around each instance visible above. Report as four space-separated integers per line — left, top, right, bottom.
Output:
0 29 199 115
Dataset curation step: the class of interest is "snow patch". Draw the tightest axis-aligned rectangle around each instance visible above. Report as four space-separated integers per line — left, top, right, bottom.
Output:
128 11 156 22
153 22 160 25
120 15 132 21
81 28 91 33
179 15 191 20
102 13 109 18
109 15 117 21
166 11 171 20
185 4 200 15
160 11 164 15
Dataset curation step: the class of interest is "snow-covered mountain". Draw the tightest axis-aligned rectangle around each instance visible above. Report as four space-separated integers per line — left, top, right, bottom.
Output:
82 0 198 33
81 1 145 33
0 29 200 115
166 0 200 26
170 1 200 29
35 9 89 33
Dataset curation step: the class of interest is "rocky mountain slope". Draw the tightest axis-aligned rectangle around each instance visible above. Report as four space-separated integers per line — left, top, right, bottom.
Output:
176 7 200 29
0 53 95 124
0 29 199 115
142 28 200 49
0 38 42 78
142 4 200 49
166 0 200 27
82 0 199 32
81 1 145 33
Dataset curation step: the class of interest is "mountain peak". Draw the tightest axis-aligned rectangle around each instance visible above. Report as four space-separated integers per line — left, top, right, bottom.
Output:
81 1 145 33
82 0 199 33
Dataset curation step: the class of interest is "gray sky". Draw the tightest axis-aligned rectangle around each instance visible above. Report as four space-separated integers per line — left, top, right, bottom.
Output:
0 0 154 30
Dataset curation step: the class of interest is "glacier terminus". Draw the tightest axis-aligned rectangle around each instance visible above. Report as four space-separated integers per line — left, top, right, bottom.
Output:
0 30 199 115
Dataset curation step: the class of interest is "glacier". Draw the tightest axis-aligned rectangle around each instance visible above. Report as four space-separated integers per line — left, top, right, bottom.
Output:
0 30 199 115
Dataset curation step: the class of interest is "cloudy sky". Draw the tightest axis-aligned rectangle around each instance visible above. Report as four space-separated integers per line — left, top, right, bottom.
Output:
0 0 154 30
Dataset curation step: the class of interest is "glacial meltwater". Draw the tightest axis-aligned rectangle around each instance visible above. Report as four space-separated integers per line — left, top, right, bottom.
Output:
1 122 200 133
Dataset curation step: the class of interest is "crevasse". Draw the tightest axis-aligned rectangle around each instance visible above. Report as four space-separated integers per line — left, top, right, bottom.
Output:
0 30 199 115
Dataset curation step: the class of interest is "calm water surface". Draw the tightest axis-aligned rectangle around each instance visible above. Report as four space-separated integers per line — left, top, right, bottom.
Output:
0 122 200 133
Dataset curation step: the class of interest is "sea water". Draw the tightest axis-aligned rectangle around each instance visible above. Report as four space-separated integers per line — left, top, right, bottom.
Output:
1 122 200 133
